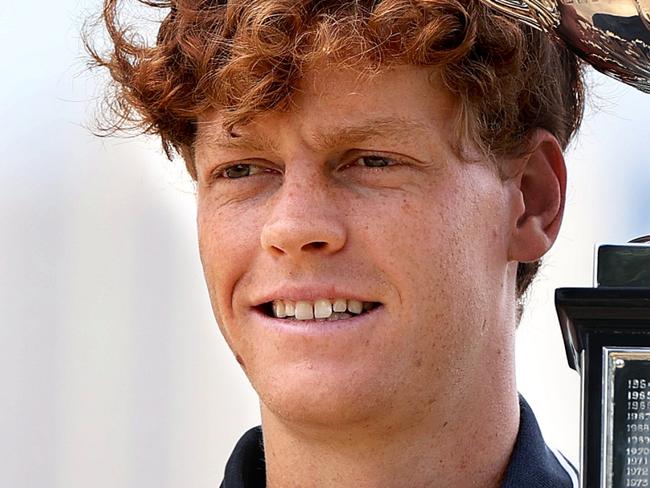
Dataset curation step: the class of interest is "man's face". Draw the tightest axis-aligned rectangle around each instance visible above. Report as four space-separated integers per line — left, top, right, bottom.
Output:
194 65 518 428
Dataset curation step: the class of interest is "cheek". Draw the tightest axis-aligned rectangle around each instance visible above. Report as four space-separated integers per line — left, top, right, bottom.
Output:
353 176 505 323
353 190 456 278
197 200 262 321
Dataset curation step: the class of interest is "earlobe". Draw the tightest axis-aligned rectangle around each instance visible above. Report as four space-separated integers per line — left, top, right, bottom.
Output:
507 130 567 263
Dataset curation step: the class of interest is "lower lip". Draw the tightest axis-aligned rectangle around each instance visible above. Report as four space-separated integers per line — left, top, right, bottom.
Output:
250 305 384 336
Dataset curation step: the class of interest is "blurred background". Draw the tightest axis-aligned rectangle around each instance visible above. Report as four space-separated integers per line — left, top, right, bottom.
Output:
1 1 648 487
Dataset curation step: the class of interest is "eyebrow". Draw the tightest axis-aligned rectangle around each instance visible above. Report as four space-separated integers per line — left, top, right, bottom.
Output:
196 116 431 154
311 117 430 151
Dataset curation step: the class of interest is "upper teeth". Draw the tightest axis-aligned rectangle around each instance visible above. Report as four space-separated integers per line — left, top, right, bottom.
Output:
271 299 370 320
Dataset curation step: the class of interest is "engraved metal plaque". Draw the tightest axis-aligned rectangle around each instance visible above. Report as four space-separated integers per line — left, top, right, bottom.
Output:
604 348 650 488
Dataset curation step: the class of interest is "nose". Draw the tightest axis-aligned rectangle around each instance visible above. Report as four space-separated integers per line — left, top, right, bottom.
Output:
260 175 347 258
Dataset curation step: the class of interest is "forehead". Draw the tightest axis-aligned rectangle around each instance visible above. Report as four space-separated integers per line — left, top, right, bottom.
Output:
195 64 461 155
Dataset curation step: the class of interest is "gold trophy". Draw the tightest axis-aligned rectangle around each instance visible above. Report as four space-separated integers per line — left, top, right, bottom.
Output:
481 0 650 92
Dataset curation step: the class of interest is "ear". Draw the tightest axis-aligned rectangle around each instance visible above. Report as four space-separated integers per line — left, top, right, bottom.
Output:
506 129 567 263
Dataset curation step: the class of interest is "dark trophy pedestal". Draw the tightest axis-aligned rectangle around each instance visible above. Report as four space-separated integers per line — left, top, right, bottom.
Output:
556 243 650 488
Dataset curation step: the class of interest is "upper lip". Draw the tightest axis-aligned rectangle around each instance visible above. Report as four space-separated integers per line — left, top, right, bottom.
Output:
250 283 379 307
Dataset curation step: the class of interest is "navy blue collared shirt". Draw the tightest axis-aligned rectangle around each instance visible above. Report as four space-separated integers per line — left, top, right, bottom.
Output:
220 397 578 487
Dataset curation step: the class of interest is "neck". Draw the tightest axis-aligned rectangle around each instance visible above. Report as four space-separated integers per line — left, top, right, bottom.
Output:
261 362 520 488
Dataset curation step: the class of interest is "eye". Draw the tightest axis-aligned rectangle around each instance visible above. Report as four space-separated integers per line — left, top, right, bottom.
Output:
220 163 266 179
337 152 410 175
356 155 394 168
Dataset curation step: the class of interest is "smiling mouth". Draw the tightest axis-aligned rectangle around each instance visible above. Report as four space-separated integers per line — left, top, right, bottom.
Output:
258 299 381 322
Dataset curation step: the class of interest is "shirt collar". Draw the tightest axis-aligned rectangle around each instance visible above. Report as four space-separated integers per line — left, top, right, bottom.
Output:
501 396 577 488
221 425 266 488
221 396 576 488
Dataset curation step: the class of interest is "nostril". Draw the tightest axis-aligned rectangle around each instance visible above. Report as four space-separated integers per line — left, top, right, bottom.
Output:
303 241 327 251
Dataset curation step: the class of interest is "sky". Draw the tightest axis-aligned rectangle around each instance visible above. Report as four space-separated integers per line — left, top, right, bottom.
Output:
1 2 649 487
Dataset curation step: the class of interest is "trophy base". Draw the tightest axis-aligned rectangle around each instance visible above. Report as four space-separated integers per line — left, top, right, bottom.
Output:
556 287 650 488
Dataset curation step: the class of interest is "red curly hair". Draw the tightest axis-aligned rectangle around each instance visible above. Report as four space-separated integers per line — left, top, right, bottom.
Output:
86 0 585 305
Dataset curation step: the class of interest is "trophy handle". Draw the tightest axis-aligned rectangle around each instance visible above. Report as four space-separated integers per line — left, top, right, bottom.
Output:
479 0 542 30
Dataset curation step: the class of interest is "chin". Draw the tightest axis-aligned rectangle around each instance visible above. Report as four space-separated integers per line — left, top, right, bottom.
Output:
252 365 393 429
